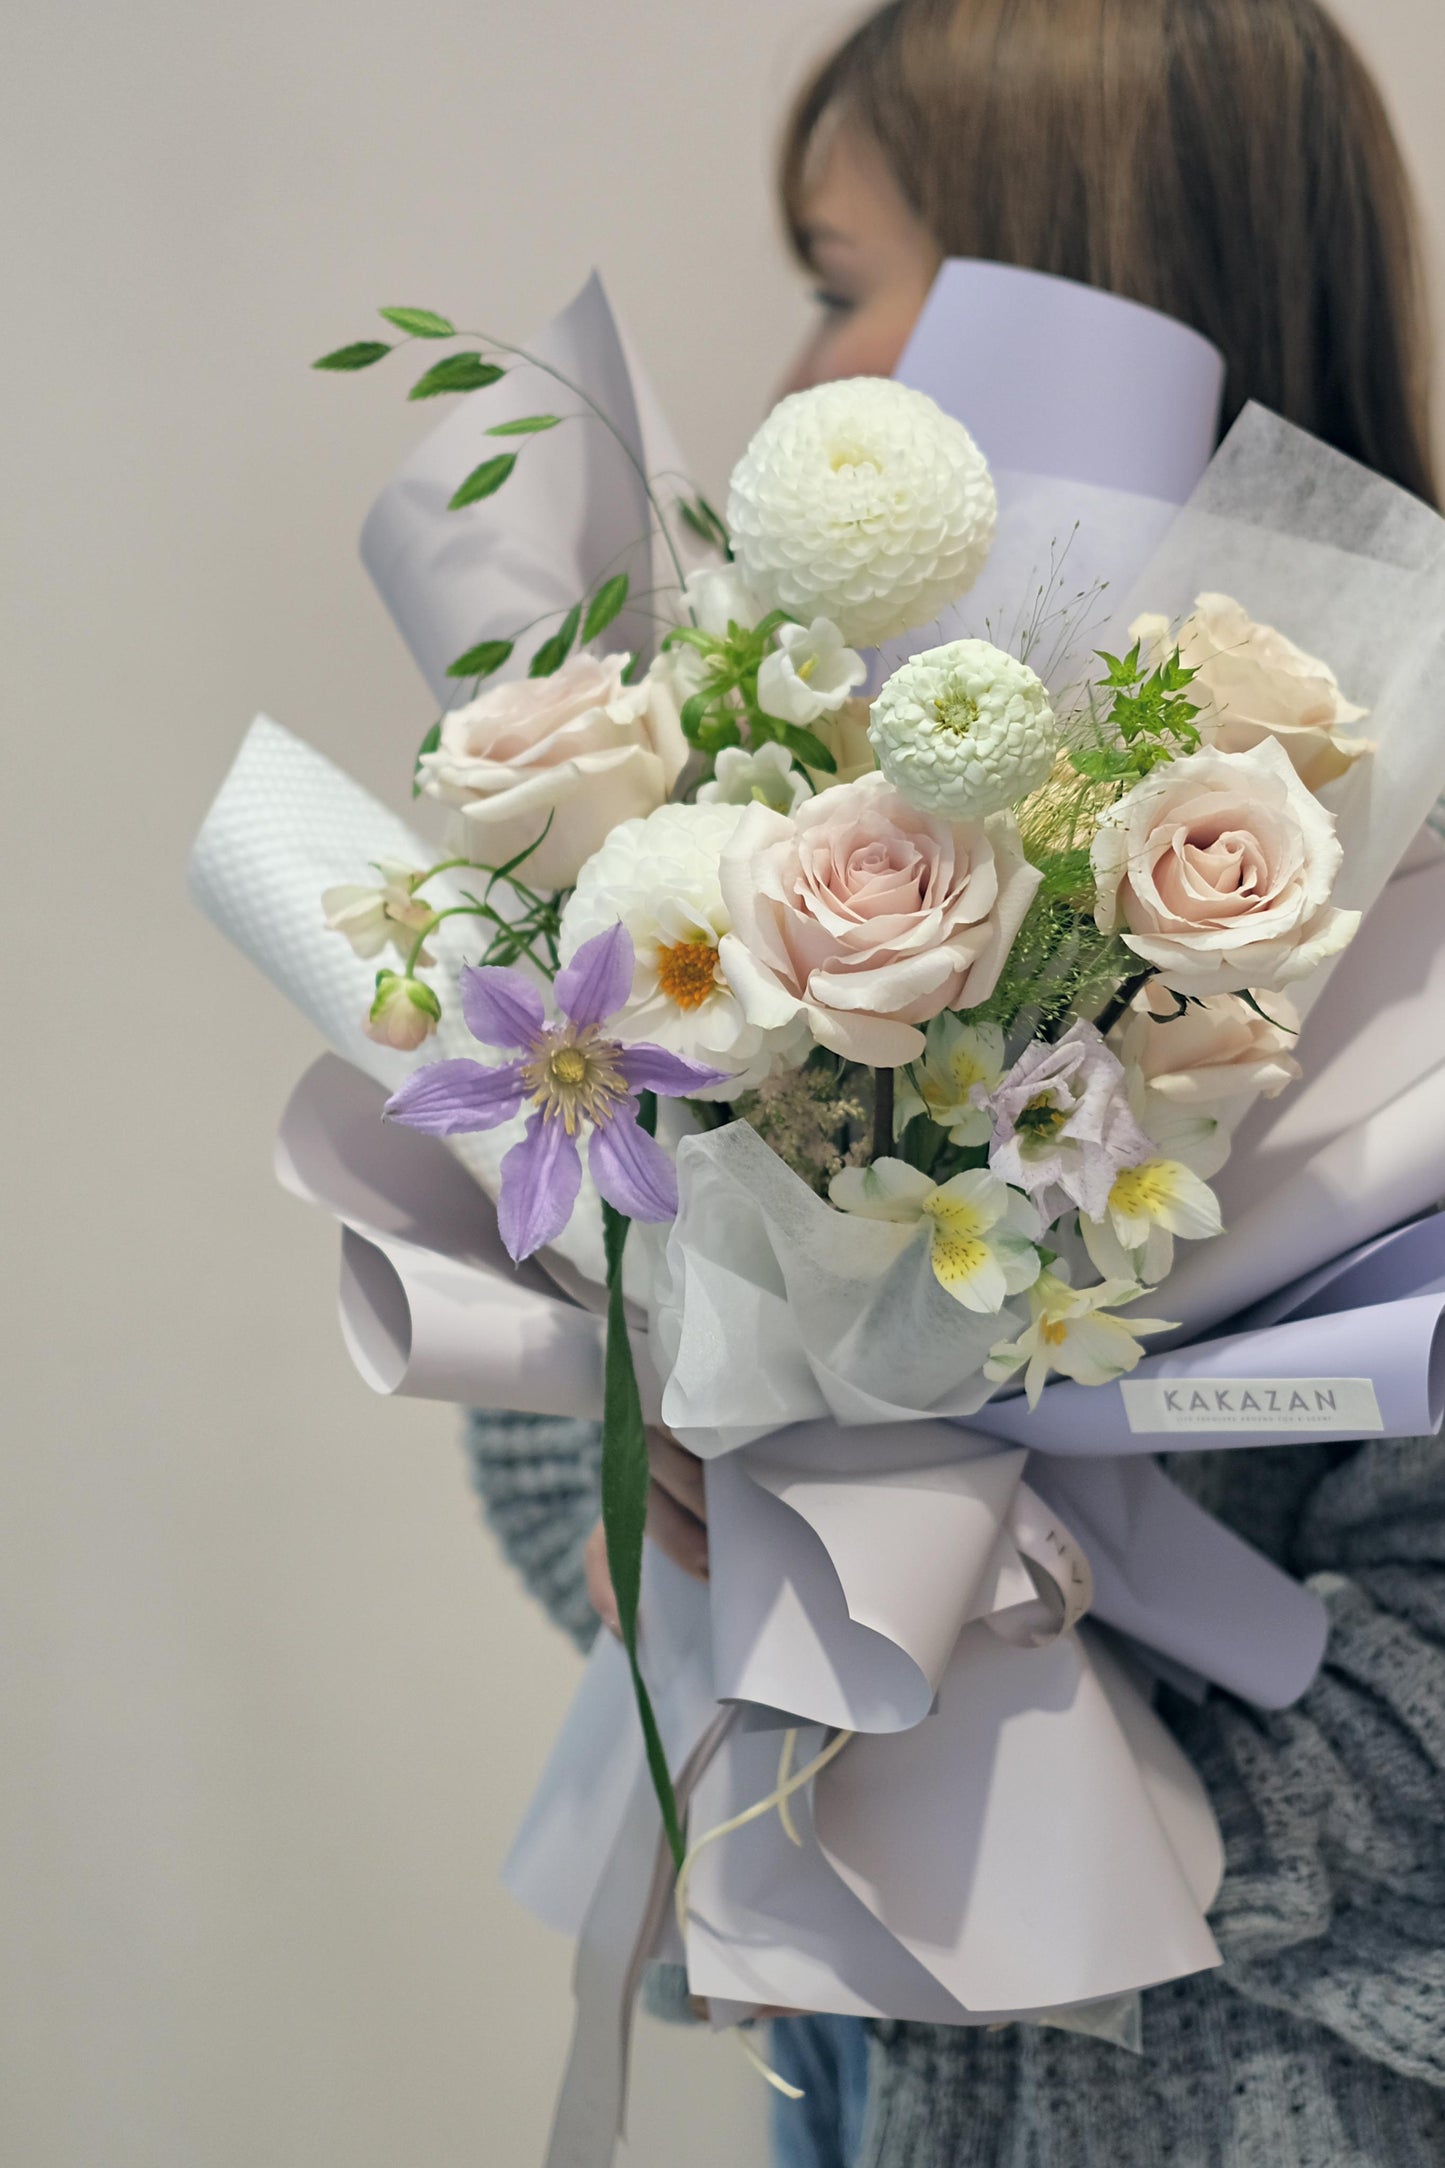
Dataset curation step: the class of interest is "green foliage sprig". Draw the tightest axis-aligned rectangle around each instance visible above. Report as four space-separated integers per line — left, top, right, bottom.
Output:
1070 642 1201 787
664 615 837 777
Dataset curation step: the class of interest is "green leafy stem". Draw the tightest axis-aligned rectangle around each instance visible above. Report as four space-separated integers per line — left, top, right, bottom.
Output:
602 1175 686 1869
314 303 713 620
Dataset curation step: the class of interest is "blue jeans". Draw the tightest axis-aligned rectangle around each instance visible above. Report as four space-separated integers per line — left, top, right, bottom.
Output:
769 2014 871 2168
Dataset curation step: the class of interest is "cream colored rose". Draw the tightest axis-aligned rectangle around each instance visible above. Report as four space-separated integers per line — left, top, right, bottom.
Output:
1091 739 1359 995
416 652 687 889
805 697 877 789
1132 593 1370 793
718 770 1041 1067
1110 982 1301 1105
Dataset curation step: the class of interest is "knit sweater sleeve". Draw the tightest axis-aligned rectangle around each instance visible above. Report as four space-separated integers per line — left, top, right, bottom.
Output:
1165 1436 1445 2088
462 1410 602 1650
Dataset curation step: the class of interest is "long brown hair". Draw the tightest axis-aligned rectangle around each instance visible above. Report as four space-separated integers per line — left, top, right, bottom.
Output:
781 0 1437 504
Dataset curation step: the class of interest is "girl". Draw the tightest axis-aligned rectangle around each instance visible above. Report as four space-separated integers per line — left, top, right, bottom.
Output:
472 4 1445 2161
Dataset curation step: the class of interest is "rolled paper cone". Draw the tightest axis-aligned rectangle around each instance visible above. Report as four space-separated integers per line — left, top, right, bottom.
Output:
1160 1058 1445 1343
704 1430 1035 1735
887 260 1224 689
1213 853 1445 1227
188 715 447 1092
1025 1456 1329 1713
360 270 710 706
276 1054 657 1418
898 259 1225 504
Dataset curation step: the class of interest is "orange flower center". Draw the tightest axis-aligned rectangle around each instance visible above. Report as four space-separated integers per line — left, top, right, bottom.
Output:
656 938 719 1011
1040 1318 1070 1347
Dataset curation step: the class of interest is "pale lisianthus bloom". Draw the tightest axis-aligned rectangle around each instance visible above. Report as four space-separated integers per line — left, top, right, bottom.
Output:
1108 982 1301 1106
757 617 867 727
417 651 687 890
727 379 997 647
559 800 809 1094
976 1021 1152 1222
324 858 435 966
895 1014 1006 1146
1091 738 1359 996
830 1158 1042 1314
1132 594 1370 795
698 741 810 816
868 640 1058 820
984 1267 1174 1407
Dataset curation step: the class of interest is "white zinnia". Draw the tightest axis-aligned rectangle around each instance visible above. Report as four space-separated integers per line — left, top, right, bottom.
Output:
757 618 867 727
726 380 997 648
559 800 808 1092
830 1158 1042 1315
869 640 1058 818
698 741 810 816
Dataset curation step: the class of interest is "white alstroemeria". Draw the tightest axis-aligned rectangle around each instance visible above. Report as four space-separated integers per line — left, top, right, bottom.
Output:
683 565 765 638
698 740 810 816
894 1014 1006 1146
1081 1158 1222 1285
757 617 867 727
829 1158 1042 1314
984 1267 1174 1408
1081 1079 1227 1284
323 858 435 965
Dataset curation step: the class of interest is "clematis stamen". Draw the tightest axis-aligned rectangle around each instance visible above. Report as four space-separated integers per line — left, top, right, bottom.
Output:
520 1026 628 1135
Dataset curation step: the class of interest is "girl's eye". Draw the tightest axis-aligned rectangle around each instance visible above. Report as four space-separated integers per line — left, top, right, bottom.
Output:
812 288 855 315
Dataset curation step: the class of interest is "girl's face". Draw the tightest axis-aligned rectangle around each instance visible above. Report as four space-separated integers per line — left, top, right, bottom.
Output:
780 123 941 397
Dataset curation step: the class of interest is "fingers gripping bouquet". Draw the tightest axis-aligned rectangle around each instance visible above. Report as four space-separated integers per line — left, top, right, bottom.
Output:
192 275 1445 2160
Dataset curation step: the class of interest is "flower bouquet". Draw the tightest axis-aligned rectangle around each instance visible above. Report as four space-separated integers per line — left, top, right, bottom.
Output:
193 266 1445 2165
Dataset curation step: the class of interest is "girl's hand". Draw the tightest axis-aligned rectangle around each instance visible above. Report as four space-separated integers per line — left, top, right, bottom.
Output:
584 1427 709 1635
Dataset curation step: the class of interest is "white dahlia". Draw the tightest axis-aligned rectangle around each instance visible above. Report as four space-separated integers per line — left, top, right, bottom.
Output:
725 379 997 648
559 801 808 1093
869 639 1057 818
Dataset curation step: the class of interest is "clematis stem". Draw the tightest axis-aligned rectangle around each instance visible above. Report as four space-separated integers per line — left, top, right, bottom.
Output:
871 1066 895 1163
403 900 496 977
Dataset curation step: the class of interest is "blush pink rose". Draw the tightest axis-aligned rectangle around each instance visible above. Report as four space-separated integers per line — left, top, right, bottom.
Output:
417 652 687 889
1109 982 1301 1105
1131 594 1370 794
1091 738 1359 996
717 771 1041 1066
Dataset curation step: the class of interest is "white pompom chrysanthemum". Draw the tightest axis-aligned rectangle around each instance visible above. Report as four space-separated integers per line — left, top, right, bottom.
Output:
868 639 1058 818
559 801 809 1093
726 380 997 648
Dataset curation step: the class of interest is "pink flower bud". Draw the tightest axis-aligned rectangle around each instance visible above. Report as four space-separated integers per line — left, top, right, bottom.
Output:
364 971 441 1051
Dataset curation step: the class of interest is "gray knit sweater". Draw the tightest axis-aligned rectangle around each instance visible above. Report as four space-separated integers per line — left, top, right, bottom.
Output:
465 1414 1445 2166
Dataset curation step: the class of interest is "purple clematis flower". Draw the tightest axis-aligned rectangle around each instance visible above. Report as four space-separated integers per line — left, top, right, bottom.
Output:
383 922 728 1261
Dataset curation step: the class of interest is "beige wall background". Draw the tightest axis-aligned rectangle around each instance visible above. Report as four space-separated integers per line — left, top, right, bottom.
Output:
3 3 1442 2164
